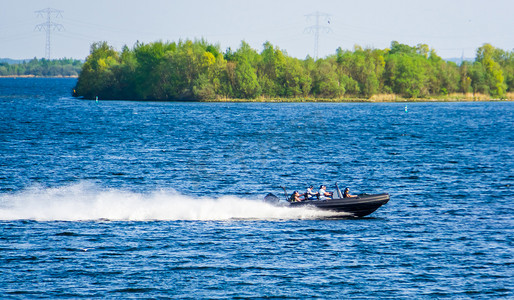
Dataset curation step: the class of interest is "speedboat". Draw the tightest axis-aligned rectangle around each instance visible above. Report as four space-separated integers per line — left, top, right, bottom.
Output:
264 183 389 217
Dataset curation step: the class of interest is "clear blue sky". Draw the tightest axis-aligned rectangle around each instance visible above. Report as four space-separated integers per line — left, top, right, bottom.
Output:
1 0 513 60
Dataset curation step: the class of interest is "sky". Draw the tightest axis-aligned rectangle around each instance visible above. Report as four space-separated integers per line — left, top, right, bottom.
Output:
1 0 513 60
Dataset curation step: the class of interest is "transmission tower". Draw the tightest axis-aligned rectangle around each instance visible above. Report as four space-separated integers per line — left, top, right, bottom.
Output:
304 11 332 60
34 8 64 60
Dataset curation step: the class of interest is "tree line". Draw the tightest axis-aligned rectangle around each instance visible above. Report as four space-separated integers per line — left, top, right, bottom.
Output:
73 40 514 100
0 58 82 77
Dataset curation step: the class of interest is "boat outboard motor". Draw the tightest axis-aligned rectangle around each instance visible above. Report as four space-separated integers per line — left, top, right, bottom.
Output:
264 193 289 206
264 193 280 205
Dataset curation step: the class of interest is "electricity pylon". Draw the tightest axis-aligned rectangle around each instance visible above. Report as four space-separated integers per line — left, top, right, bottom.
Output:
35 8 64 60
304 11 332 60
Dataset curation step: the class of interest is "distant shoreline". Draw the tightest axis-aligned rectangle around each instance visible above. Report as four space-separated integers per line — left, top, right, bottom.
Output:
0 75 78 78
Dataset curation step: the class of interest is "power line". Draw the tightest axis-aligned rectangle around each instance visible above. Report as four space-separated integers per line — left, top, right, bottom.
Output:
34 8 64 60
304 11 332 59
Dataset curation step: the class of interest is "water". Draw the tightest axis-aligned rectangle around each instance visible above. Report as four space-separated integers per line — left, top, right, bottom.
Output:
0 78 512 298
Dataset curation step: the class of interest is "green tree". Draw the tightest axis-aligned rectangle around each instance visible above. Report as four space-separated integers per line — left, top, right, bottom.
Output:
258 42 311 97
258 41 283 97
335 46 385 97
131 41 176 99
383 42 432 98
503 51 514 92
459 61 473 93
0 64 7 76
385 53 428 98
476 43 507 97
282 55 311 97
234 59 260 98
311 59 345 98
470 61 489 95
74 41 120 99
427 50 460 95
231 41 261 98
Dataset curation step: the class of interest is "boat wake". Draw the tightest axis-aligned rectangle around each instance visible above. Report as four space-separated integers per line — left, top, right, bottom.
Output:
0 182 349 221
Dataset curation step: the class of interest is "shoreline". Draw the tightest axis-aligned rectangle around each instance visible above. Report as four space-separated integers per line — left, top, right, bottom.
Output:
201 99 513 103
0 75 78 78
201 94 513 103
1 76 511 102
78 97 513 103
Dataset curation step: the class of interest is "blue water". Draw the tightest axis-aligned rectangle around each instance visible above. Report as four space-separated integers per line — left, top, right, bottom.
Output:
0 78 513 298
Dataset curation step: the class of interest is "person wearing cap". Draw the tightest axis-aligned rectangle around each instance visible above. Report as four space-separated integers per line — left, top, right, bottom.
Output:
318 185 333 200
304 185 318 200
343 187 356 198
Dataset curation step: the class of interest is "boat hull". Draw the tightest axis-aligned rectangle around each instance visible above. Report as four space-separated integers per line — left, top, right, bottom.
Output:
289 193 389 217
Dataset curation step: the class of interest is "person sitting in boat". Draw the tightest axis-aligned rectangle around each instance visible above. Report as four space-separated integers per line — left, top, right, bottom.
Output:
289 191 302 202
304 185 318 200
343 187 356 198
318 185 333 200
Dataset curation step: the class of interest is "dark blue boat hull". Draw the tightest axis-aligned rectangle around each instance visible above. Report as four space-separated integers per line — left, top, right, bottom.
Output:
265 193 390 217
290 193 389 217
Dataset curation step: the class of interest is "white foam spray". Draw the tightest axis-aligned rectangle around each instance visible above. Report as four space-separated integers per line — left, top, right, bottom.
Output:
0 182 347 221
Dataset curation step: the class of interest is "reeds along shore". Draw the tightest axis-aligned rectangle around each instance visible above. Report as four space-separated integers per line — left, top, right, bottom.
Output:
203 93 513 103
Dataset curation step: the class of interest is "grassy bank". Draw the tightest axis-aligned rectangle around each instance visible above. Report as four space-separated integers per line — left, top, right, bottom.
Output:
202 92 514 103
